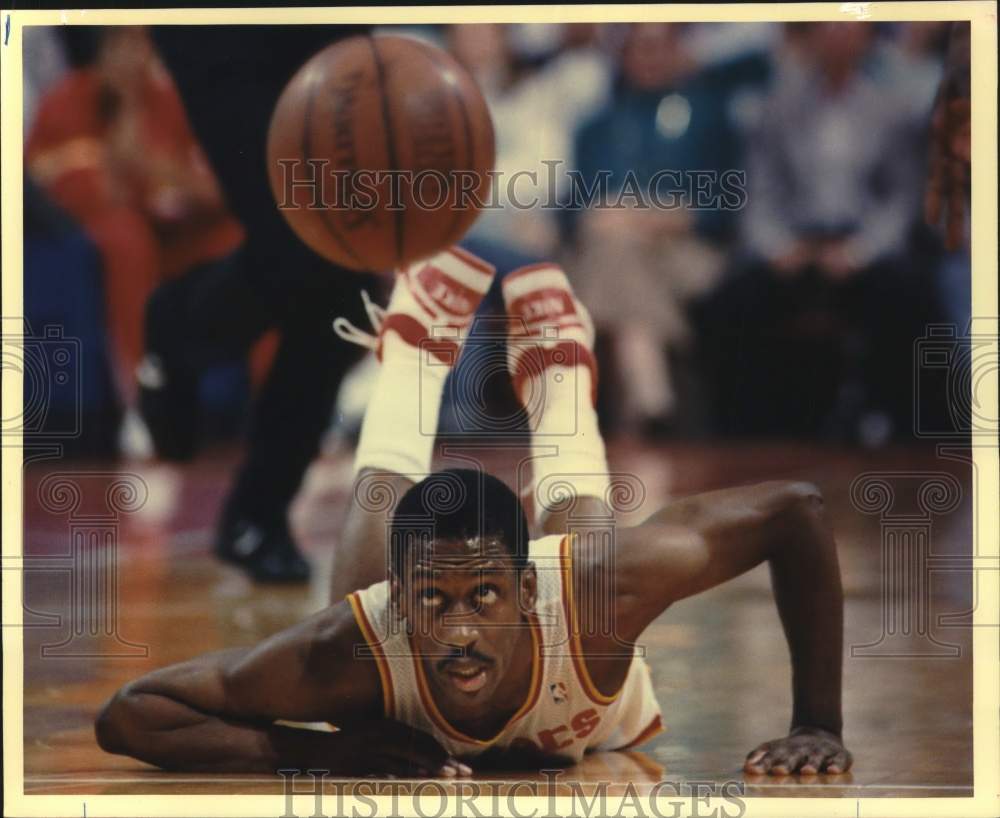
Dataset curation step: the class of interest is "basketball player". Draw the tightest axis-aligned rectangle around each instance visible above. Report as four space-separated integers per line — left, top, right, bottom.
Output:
96 248 851 777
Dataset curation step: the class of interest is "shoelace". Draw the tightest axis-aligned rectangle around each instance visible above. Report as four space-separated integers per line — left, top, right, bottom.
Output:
332 289 386 351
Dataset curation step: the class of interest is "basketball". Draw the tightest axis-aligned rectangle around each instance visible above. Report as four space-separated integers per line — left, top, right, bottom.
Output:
266 35 495 272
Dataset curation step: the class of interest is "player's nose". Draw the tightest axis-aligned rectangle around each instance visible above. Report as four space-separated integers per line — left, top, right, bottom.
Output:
439 606 481 648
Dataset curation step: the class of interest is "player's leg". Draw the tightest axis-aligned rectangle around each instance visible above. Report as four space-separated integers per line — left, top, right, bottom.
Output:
216 273 371 582
501 263 611 535
329 248 497 601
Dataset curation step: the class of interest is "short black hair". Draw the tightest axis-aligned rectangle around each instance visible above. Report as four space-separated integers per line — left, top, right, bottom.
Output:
389 468 530 576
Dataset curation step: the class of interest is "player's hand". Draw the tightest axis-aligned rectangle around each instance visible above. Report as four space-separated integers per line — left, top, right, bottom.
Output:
330 720 472 778
743 726 852 775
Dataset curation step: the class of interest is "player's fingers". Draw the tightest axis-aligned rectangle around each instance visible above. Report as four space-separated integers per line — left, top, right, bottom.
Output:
769 749 801 775
799 751 826 775
437 758 472 777
757 754 778 774
744 757 771 775
823 749 853 775
743 744 771 773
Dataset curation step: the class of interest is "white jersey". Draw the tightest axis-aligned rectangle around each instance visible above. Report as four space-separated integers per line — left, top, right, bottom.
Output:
347 534 663 762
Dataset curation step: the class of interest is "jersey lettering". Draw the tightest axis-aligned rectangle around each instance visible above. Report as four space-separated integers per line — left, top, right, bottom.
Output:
536 708 603 751
537 724 573 753
571 707 600 739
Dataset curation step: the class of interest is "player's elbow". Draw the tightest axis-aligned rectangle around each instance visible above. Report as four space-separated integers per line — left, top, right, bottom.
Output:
777 480 825 520
95 683 156 757
94 687 135 755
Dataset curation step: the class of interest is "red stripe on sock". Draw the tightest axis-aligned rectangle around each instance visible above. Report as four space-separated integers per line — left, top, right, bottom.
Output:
511 341 598 406
378 314 459 365
414 263 486 319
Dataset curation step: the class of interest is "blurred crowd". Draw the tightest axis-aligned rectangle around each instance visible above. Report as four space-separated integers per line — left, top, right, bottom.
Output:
23 22 968 456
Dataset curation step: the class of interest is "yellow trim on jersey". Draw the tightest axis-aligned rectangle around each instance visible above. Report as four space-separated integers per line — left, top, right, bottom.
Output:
560 533 623 706
347 592 395 719
409 613 544 746
620 713 665 750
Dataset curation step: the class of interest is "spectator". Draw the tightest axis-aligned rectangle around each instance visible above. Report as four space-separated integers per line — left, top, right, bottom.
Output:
449 24 612 257
568 23 768 436
701 23 936 443
25 27 247 452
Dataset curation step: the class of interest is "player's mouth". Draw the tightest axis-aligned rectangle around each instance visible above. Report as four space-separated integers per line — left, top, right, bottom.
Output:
443 662 490 694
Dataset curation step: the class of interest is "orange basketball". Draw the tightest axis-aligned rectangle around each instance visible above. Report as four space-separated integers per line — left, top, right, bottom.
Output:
267 35 495 273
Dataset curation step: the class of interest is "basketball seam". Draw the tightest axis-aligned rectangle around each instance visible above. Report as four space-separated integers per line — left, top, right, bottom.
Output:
368 36 405 267
417 42 476 243
301 61 367 270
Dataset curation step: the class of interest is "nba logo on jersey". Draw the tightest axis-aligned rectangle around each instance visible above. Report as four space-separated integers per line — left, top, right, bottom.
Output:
549 681 568 704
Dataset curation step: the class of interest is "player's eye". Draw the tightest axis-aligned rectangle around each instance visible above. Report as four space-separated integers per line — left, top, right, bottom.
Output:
474 584 499 606
418 588 444 608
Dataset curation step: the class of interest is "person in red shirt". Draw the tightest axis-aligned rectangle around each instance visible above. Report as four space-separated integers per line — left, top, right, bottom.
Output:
26 26 246 410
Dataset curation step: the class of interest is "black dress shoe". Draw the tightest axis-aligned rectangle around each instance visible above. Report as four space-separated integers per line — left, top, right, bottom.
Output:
215 514 312 584
136 354 199 461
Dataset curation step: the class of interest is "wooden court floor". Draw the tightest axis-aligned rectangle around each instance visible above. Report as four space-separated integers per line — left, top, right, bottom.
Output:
18 441 975 799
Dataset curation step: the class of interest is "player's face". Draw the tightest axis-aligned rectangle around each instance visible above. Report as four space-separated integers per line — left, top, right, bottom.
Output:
394 538 537 719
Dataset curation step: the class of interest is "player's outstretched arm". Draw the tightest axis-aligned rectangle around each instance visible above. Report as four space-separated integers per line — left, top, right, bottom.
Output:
95 601 461 775
607 480 850 775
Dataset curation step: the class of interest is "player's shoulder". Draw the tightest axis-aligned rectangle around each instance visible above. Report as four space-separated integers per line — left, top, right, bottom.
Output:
301 594 370 660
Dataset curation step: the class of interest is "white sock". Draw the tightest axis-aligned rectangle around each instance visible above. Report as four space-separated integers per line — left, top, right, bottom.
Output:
524 363 610 512
353 333 452 477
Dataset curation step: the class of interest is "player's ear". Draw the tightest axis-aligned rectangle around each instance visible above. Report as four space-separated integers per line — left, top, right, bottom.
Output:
518 561 538 612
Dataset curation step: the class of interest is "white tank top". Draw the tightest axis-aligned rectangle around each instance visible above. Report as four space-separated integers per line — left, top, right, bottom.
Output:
347 534 663 762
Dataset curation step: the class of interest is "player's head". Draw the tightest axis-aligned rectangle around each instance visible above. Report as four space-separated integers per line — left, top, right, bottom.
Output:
389 469 537 718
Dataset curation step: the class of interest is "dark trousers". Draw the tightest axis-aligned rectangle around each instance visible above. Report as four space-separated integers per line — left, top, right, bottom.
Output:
694 259 937 441
150 26 376 526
